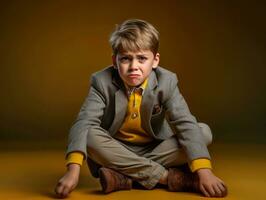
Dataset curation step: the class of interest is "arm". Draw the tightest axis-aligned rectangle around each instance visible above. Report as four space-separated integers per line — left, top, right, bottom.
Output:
55 75 106 198
66 74 106 161
164 74 227 197
164 73 210 161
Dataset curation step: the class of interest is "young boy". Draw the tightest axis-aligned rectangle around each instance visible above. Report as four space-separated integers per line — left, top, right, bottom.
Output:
55 19 227 198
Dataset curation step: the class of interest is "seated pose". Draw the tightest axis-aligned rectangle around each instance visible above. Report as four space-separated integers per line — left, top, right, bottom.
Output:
55 19 227 198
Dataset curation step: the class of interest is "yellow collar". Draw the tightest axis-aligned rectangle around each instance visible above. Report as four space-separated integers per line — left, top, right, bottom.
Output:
125 78 148 96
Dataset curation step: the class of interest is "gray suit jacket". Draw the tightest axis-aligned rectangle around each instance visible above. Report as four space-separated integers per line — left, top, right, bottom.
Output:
66 66 210 162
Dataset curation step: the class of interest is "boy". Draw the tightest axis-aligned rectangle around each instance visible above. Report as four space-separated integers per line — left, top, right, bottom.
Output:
55 19 227 198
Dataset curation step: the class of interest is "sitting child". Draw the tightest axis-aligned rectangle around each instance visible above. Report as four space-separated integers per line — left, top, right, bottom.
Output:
55 18 227 198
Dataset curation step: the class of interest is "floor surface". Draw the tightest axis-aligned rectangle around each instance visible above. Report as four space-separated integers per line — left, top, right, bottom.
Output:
0 143 266 200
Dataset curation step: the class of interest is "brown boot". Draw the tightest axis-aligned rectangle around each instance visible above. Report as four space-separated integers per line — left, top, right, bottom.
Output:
168 168 199 192
98 167 132 194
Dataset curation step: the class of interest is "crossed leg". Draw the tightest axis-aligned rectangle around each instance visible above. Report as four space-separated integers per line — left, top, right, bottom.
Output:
86 123 212 189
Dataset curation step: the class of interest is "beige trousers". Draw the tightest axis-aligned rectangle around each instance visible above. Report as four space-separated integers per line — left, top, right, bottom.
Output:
86 122 212 189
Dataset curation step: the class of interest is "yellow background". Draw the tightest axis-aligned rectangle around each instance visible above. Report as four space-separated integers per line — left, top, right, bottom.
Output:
1 0 265 145
1 1 266 200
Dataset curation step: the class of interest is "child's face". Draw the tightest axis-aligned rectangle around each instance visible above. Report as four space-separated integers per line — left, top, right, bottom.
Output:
113 50 160 87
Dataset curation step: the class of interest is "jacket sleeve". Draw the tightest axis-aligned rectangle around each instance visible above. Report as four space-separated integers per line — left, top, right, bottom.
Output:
164 73 211 161
65 74 106 160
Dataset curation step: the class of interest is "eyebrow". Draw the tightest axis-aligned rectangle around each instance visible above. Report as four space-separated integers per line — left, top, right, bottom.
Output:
119 53 148 57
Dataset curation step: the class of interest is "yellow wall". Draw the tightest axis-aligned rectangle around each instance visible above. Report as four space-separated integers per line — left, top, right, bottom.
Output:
1 1 265 143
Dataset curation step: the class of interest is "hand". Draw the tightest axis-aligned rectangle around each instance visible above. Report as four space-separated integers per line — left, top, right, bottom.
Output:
55 164 80 198
196 168 228 198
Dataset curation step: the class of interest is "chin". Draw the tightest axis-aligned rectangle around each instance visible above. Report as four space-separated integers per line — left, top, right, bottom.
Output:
132 81 143 86
126 80 142 87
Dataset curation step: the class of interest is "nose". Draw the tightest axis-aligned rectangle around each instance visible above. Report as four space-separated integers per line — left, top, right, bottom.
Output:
129 59 139 71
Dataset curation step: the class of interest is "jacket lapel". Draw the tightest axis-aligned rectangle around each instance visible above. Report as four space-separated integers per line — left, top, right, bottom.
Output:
141 70 158 136
108 69 128 136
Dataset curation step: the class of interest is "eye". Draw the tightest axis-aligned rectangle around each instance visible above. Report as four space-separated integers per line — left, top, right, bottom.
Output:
119 56 130 63
138 56 147 62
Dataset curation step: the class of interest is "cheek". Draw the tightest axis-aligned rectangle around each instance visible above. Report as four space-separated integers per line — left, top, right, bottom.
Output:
118 65 128 75
142 63 153 73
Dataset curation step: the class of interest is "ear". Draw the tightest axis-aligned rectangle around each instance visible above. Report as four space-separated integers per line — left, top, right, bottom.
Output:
112 55 117 69
152 53 160 69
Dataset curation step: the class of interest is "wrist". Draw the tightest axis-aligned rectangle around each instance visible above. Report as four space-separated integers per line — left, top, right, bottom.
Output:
67 163 81 173
196 168 212 175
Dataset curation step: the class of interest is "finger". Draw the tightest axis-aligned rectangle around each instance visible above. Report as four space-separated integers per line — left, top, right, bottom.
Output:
206 184 216 197
221 183 228 197
221 181 227 189
55 184 64 197
218 183 227 197
224 185 228 196
70 183 76 192
62 185 70 198
217 182 225 194
213 184 222 197
217 177 226 187
59 186 67 198
200 184 210 197
217 180 228 197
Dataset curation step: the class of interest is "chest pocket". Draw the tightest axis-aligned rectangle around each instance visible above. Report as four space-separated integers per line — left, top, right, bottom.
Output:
150 104 165 130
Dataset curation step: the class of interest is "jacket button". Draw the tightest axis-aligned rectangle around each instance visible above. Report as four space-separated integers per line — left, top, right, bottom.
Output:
131 112 138 119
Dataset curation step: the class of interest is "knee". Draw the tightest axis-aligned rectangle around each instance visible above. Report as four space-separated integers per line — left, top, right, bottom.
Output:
198 122 213 146
86 128 115 164
86 127 110 150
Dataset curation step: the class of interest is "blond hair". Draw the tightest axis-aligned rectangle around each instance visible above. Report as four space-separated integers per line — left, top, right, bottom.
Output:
109 19 159 55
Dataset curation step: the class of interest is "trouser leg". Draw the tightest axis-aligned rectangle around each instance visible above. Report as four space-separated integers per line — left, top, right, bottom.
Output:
143 122 213 168
86 128 165 189
86 123 212 189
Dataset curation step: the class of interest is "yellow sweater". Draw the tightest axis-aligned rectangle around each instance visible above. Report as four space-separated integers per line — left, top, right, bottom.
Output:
113 79 154 144
66 79 212 172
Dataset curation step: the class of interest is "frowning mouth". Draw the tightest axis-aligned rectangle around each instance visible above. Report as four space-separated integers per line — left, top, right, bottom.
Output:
128 74 140 77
